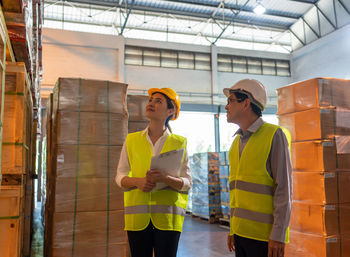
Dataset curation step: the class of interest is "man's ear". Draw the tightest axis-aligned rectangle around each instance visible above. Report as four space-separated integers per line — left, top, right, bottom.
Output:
168 108 175 117
243 98 251 110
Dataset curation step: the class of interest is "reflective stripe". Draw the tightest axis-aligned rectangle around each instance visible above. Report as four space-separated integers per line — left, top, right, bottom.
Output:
151 205 186 216
125 205 186 216
124 205 149 214
230 208 273 224
229 180 274 196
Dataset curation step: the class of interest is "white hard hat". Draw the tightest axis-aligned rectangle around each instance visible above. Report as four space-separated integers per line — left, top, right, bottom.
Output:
223 79 267 111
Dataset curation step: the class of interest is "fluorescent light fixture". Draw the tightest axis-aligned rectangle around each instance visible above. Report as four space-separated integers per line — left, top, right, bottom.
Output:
254 3 266 14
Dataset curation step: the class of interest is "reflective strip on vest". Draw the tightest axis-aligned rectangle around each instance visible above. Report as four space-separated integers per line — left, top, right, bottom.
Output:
229 180 275 196
125 205 186 217
230 208 274 224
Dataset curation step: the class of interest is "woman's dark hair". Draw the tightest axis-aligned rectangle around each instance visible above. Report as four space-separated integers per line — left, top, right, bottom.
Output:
233 91 262 117
152 92 175 127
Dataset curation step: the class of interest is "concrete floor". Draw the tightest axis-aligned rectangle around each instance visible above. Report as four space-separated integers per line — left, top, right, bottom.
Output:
29 203 235 257
178 216 235 257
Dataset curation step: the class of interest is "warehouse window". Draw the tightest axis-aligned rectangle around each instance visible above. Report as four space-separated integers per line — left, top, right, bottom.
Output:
218 54 290 77
125 46 211 71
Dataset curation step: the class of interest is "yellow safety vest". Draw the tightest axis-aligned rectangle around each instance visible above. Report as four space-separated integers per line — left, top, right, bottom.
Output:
229 123 291 242
124 131 188 232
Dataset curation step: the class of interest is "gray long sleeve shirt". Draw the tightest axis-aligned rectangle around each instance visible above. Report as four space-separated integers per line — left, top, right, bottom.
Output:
234 117 292 243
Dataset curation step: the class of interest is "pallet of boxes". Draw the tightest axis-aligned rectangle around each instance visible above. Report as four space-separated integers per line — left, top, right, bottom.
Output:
44 78 130 257
277 78 350 257
127 95 149 133
218 152 230 224
190 152 222 223
0 63 34 257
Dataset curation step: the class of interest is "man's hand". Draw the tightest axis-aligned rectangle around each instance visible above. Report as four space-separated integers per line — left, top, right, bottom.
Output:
135 177 155 192
227 234 235 252
268 239 285 257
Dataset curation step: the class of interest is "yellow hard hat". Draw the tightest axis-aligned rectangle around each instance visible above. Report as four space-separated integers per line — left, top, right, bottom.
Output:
148 88 180 120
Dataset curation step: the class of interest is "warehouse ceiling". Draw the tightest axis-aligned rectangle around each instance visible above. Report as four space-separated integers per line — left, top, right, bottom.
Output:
44 0 350 53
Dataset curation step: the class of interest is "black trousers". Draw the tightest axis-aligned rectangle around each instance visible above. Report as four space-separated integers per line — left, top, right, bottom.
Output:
234 234 268 257
127 221 181 257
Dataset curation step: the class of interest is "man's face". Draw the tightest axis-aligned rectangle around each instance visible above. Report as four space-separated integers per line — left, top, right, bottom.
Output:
225 93 244 124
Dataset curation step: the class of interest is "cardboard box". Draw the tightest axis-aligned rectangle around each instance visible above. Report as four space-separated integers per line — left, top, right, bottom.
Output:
54 178 124 213
277 78 350 115
291 140 350 171
279 108 350 141
127 95 149 122
128 121 149 134
55 145 122 178
53 78 128 114
292 171 350 204
52 210 127 257
290 203 350 236
56 111 128 146
286 230 340 257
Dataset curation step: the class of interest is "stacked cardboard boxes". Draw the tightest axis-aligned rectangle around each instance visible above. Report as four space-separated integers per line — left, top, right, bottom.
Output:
219 152 230 220
191 152 222 222
127 95 149 133
44 78 129 257
0 62 34 257
277 78 350 257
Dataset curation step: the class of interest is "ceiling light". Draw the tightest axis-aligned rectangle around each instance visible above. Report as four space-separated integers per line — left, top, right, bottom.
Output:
254 2 266 15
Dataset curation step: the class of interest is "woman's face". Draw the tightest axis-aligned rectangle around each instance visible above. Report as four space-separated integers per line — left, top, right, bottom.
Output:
146 93 175 122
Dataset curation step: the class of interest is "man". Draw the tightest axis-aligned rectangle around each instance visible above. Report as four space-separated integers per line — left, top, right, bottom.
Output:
223 79 292 257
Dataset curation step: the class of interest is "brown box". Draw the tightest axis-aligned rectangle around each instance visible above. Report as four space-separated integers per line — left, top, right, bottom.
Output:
291 140 350 171
277 78 350 115
293 171 350 204
56 111 128 146
128 121 149 133
279 108 350 142
54 178 124 213
51 210 127 257
53 78 128 114
55 145 122 178
286 230 341 257
127 95 149 122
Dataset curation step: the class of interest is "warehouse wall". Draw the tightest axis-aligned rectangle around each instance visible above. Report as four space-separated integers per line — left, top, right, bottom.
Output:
42 28 292 106
291 24 350 82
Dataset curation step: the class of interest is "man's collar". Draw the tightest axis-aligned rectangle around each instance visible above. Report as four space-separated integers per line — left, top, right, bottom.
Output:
234 117 264 136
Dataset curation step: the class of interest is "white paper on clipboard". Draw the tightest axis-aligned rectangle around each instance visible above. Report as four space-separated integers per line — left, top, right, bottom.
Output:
150 148 184 191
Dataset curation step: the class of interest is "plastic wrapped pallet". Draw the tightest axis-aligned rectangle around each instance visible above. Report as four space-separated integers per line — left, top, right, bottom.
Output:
127 95 149 133
191 152 222 222
45 78 129 257
218 152 230 219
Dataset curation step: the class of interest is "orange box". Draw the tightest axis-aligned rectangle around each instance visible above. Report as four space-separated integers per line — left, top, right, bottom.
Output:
293 171 350 204
278 108 350 142
277 78 350 115
290 203 350 236
286 230 340 257
291 140 350 171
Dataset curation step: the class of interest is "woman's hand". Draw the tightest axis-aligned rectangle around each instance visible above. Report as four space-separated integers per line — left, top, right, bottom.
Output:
135 177 156 192
147 169 167 183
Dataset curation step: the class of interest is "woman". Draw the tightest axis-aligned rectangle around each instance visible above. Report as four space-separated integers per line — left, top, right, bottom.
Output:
115 88 192 257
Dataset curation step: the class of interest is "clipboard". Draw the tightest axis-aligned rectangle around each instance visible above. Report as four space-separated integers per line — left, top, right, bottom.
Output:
150 148 185 191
